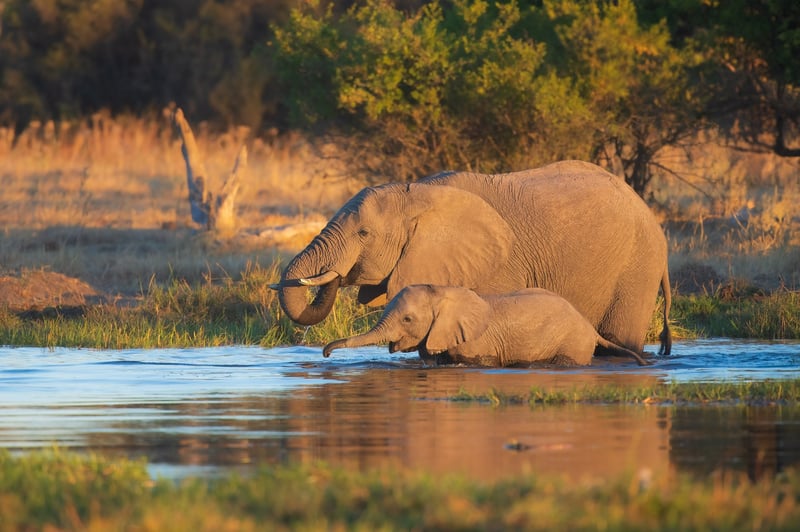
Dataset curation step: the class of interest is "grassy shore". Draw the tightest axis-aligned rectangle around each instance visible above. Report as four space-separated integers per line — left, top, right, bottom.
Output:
0 262 379 348
451 379 800 407
673 290 800 339
1 449 799 531
0 262 799 348
1 262 800 348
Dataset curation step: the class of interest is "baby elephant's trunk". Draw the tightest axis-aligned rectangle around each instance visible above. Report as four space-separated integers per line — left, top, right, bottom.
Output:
322 339 347 358
322 327 388 358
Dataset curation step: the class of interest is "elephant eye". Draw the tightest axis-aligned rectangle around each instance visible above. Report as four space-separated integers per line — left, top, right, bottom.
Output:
357 228 370 238
402 315 413 323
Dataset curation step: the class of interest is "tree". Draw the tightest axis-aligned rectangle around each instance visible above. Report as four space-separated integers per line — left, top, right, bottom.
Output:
272 0 706 195
174 108 246 234
0 0 288 129
706 0 800 157
638 0 800 158
543 0 707 196
273 0 593 180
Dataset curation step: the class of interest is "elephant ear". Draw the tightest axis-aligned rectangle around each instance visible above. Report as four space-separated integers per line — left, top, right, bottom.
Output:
387 184 515 299
426 287 492 353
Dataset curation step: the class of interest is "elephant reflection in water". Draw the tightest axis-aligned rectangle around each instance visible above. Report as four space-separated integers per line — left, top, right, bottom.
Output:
669 406 800 481
275 367 672 481
744 409 789 482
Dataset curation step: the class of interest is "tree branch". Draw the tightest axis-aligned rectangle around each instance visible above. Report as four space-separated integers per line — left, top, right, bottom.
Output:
173 108 212 228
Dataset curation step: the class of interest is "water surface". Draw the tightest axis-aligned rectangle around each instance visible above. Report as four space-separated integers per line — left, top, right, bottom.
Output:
1 339 799 481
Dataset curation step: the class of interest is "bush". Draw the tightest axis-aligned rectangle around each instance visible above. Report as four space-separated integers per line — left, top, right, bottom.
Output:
272 0 703 193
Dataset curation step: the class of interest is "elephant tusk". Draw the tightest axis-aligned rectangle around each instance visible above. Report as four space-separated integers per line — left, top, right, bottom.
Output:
299 270 340 286
269 271 339 290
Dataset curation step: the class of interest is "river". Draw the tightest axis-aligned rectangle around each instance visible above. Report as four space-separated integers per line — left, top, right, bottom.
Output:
1 339 799 482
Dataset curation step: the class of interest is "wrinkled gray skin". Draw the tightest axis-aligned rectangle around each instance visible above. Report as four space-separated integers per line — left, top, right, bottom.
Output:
323 286 650 366
274 160 671 356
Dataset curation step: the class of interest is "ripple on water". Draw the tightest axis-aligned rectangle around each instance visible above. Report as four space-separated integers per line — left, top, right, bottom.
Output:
1 339 799 481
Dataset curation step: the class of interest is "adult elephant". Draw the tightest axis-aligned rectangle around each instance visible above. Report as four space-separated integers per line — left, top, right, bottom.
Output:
272 160 672 356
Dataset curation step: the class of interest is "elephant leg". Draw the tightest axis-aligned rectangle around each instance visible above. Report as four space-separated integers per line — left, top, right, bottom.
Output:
595 292 655 356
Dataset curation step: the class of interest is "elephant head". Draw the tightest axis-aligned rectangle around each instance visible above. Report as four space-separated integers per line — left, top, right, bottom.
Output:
272 183 514 326
323 285 492 357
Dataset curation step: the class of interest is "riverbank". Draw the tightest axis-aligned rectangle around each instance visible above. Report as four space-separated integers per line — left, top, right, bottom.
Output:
1 115 798 348
0 263 798 348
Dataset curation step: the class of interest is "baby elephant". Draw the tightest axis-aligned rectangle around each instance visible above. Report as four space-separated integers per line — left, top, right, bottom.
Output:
323 285 650 366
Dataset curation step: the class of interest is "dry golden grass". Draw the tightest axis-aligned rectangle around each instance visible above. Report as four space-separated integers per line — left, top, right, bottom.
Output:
0 110 363 296
651 132 800 292
1 113 798 301
0 109 360 230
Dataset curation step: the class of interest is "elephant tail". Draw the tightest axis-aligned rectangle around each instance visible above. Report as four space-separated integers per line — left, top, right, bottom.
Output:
597 337 651 366
658 267 672 356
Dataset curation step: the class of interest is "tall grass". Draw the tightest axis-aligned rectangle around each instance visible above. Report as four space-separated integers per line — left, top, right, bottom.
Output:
4 114 798 276
2 449 800 530
0 110 359 232
1 262 798 348
654 132 800 291
671 290 800 339
0 262 379 349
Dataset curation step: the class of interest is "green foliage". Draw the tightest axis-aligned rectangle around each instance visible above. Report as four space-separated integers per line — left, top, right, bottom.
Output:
0 270 797 348
3 449 800 530
273 0 586 179
271 0 704 190
637 0 800 157
0 0 286 129
544 0 706 194
2 0 795 189
672 290 800 339
271 0 344 125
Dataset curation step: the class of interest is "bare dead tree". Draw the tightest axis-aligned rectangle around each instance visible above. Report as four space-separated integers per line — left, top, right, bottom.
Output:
173 108 246 233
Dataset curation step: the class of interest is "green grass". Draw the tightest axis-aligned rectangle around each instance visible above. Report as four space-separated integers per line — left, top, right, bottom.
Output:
671 291 800 339
1 263 799 348
1 449 799 530
451 380 800 406
0 262 379 348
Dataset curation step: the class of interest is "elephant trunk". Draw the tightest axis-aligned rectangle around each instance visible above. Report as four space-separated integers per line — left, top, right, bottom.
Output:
322 325 390 358
276 250 343 325
278 278 341 326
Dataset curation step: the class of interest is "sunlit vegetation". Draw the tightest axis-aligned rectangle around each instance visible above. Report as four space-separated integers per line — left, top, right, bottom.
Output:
2 449 800 530
0 110 355 235
0 262 379 349
0 1 798 347
672 290 800 339
272 0 706 188
2 0 798 193
1 263 799 348
451 380 800 406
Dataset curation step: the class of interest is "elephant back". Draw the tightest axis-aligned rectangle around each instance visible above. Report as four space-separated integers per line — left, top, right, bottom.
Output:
420 160 667 351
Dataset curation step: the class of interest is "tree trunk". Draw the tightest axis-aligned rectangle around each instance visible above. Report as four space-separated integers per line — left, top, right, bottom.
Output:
173 108 245 233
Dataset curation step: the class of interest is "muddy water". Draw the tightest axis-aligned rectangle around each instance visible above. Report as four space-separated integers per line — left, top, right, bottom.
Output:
1 339 799 481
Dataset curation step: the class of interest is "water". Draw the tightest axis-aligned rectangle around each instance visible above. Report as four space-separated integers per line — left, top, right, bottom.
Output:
1 339 799 481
